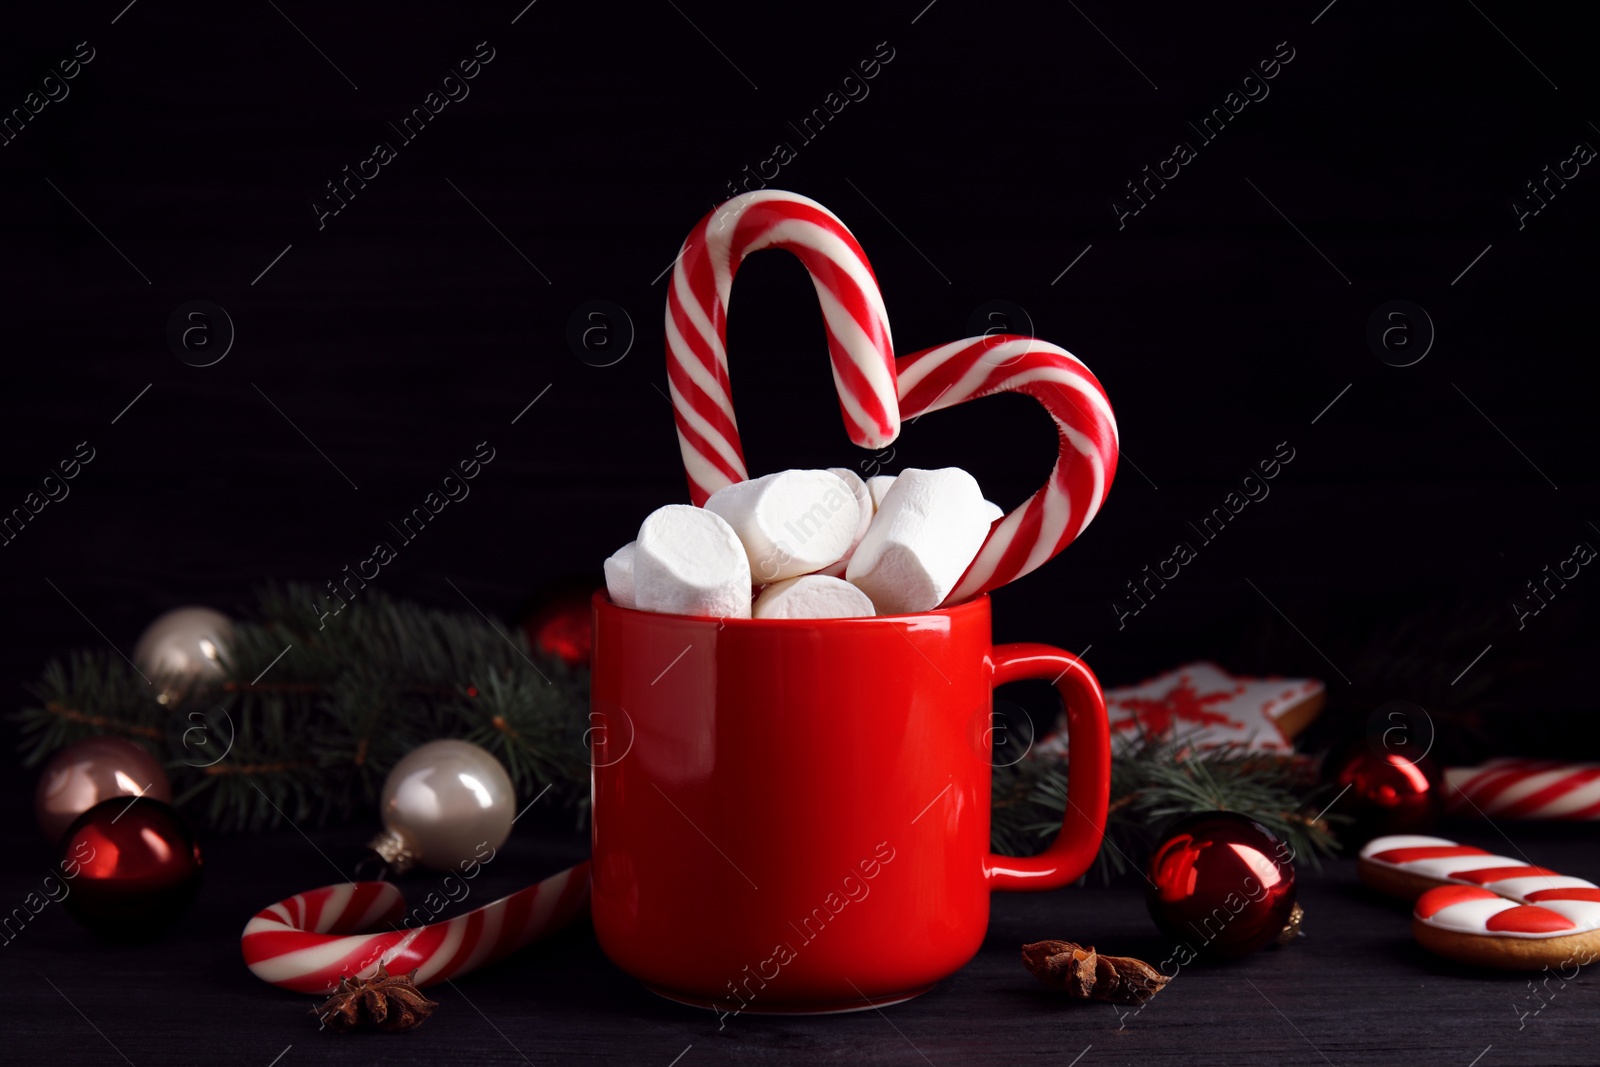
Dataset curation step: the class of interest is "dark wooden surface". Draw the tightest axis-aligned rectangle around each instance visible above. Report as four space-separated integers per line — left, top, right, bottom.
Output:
3 816 1596 1066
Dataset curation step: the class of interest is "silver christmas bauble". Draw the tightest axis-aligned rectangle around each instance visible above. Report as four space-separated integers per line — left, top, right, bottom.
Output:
373 740 516 873
34 736 173 843
132 607 232 702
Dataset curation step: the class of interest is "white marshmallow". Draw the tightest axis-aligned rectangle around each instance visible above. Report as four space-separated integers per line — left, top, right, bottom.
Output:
704 470 861 583
603 541 638 608
980 499 1004 524
866 475 897 510
846 468 992 614
753 575 876 619
816 468 875 578
829 468 875 551
634 505 752 618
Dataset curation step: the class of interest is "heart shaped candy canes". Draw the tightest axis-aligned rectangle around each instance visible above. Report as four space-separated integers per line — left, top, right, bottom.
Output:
663 190 1119 600
897 335 1119 604
666 190 899 506
240 862 590 994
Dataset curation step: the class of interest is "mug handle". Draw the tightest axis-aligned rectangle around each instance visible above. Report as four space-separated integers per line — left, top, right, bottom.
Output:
985 643 1111 891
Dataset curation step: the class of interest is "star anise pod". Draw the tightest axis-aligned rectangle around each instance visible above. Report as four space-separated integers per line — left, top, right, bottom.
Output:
1022 940 1170 1006
313 964 439 1033
1021 939 1099 997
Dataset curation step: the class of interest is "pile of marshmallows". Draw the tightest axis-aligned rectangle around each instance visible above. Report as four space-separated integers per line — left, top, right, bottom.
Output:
604 468 1001 619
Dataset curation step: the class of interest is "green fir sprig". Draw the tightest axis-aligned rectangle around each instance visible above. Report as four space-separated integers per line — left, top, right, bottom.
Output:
12 584 589 833
991 730 1342 881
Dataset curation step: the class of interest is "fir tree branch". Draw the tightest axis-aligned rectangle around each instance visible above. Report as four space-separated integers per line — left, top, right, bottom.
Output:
11 584 588 834
991 730 1342 881
42 700 163 739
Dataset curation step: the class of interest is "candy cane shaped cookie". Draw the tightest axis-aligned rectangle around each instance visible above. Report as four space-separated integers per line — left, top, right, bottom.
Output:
667 191 899 506
1358 835 1600 969
896 335 1120 604
1357 835 1596 903
241 862 590 994
1411 885 1600 970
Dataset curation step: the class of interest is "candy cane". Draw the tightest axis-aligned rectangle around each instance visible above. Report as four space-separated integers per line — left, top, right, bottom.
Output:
1445 758 1600 820
240 862 590 994
667 190 899 506
896 335 1120 604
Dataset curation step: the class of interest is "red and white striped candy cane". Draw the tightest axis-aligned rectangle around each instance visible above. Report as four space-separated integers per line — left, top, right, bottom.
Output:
1446 759 1600 820
667 190 899 506
897 335 1119 604
240 862 590 994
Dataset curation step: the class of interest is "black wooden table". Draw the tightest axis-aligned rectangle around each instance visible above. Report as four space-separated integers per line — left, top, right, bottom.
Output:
5 816 1595 1067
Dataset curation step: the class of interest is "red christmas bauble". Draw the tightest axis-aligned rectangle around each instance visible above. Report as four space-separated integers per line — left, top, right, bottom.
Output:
58 797 202 939
519 586 593 667
1325 744 1443 843
1146 811 1299 958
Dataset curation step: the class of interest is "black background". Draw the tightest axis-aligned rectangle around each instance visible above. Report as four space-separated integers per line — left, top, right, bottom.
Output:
3 1 1598 1063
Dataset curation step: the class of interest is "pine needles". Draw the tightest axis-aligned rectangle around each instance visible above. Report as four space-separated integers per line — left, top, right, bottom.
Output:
13 584 588 833
991 730 1342 881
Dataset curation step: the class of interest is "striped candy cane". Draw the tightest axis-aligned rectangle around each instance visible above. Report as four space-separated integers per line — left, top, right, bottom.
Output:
667 190 899 506
1445 759 1600 820
896 335 1119 604
240 862 590 994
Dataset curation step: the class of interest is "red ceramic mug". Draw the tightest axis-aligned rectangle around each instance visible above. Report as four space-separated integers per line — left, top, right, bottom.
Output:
589 590 1110 1016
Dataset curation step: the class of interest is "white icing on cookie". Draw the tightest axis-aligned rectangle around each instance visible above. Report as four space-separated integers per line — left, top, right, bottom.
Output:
1036 661 1324 756
1491 875 1596 899
1424 897 1520 934
1537 899 1600 928
1400 855 1523 880
1359 835 1453 858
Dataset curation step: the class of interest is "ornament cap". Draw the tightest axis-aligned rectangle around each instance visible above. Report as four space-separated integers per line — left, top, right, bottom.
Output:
366 826 419 876
1275 902 1306 944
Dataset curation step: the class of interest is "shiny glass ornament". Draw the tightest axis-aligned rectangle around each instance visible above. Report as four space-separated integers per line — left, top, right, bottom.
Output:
59 797 202 938
132 606 232 702
1145 811 1299 957
520 585 593 667
1325 744 1443 843
34 736 173 844
369 740 516 874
